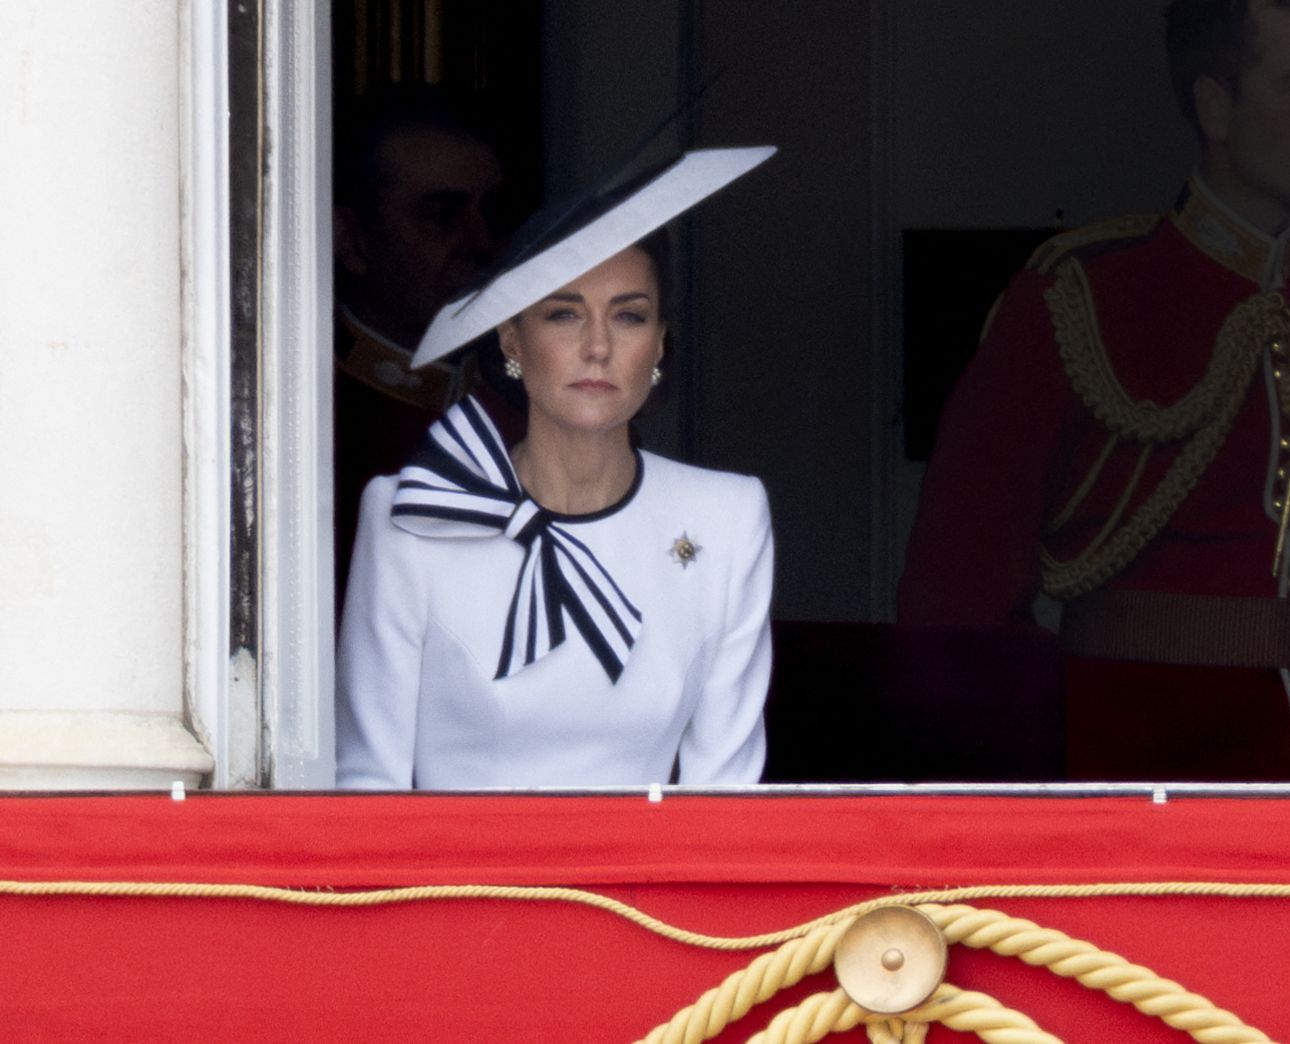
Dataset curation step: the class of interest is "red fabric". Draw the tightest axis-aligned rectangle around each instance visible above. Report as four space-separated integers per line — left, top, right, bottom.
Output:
898 210 1290 779
899 215 1285 623
1 793 1289 1041
1065 658 1290 780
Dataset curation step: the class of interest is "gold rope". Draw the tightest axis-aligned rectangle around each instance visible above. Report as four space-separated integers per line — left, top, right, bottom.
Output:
2 878 1282 1042
744 984 1061 1044
927 903 1269 1042
1041 271 1290 600
3 879 1290 948
1047 431 1118 531
1050 259 1250 443
639 899 1277 1044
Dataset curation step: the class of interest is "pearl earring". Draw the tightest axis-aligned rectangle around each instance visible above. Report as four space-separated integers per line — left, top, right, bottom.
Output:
504 357 522 380
650 366 663 388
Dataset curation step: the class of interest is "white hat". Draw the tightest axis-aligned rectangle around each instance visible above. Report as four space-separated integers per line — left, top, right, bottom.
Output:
411 145 776 368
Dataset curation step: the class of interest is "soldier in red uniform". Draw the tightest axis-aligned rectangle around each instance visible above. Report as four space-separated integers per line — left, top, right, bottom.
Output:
332 85 519 605
899 0 1290 779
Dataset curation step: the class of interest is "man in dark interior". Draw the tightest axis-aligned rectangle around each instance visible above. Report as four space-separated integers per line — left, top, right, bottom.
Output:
899 0 1290 779
333 83 510 604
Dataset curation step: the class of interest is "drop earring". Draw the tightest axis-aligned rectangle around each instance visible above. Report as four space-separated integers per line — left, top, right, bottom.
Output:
504 357 523 380
650 366 662 387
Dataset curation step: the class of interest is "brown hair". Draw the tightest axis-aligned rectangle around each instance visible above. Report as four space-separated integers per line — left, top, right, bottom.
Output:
1166 0 1290 138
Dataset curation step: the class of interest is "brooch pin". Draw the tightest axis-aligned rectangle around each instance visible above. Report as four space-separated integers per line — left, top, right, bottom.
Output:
668 532 702 569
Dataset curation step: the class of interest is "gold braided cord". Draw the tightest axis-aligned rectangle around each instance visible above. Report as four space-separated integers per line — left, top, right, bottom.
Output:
637 920 853 1043
924 904 1270 1043
1065 441 1152 564
5 879 1290 949
863 1016 929 1044
1041 272 1289 600
1028 215 1161 277
742 984 1061 1044
866 1019 929 1044
1048 260 1260 442
1047 431 1118 531
1 878 1282 1042
635 889 1283 1044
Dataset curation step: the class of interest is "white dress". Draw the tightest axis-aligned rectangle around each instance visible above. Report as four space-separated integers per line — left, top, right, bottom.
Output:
335 412 773 789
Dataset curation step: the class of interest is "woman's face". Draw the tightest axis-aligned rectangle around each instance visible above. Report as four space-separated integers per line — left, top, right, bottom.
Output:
499 246 665 441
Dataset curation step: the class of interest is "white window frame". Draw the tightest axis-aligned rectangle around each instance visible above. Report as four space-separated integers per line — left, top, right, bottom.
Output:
182 0 334 788
261 0 335 788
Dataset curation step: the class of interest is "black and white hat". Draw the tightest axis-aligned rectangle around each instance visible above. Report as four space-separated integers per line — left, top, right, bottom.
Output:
411 145 776 368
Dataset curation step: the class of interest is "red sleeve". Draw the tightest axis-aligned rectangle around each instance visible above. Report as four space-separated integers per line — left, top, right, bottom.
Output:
898 268 1077 626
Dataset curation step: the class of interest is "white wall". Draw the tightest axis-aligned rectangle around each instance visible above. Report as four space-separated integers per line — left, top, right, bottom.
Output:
0 0 211 786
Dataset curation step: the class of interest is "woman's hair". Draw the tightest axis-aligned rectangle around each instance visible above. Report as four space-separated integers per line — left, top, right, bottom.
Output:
480 229 675 417
629 227 673 421
634 227 673 320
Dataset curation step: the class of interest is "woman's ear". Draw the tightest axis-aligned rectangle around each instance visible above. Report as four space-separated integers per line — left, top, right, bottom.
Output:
654 323 667 365
1194 74 1233 146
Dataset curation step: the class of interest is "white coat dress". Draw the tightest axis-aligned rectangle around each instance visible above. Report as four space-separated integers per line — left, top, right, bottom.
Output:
336 406 773 789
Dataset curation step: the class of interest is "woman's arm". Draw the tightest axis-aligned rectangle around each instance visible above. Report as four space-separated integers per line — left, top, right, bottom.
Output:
335 477 428 788
677 478 774 784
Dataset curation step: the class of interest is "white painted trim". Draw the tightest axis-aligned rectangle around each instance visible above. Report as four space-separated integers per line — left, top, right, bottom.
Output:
0 711 212 790
261 0 336 787
179 0 235 786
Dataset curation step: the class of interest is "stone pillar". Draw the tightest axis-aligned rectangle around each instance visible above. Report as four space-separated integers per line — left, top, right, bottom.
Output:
0 0 214 787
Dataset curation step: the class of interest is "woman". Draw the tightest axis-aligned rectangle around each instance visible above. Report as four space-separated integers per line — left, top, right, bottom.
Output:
336 147 775 788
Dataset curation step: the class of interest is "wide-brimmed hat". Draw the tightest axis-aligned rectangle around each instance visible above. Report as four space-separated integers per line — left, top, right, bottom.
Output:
411 144 776 368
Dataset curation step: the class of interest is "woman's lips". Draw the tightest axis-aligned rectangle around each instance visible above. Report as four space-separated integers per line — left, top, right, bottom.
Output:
569 379 616 391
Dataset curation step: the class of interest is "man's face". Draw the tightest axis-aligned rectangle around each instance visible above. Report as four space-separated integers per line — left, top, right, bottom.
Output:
346 128 504 347
1209 1 1290 231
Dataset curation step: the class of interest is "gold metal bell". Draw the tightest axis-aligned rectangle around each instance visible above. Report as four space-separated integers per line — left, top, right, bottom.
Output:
833 905 948 1015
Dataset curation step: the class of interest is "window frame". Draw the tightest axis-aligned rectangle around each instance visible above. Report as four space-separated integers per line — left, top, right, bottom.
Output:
183 0 334 788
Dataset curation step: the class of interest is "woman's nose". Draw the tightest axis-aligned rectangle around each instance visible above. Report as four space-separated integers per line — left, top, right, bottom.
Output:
582 315 612 359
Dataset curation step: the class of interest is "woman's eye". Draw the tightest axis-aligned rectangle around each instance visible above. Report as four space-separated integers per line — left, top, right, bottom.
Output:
541 308 578 322
615 310 648 325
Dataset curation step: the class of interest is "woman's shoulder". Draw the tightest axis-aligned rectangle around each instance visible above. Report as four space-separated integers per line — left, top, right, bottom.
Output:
358 473 400 515
638 451 768 511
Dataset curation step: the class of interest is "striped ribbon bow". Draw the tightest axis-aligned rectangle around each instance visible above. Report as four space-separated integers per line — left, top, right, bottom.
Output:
389 396 643 682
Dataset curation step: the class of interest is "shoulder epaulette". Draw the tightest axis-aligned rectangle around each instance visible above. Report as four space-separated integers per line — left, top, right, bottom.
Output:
1026 214 1162 276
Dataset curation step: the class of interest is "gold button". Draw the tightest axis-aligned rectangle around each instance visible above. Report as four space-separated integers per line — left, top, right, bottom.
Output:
1272 340 1287 356
834 906 947 1015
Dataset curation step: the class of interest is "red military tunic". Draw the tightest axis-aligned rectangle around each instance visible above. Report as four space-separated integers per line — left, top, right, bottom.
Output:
334 308 522 609
899 176 1290 779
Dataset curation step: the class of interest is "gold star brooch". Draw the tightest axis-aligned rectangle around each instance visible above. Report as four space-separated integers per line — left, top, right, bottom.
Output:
668 532 702 569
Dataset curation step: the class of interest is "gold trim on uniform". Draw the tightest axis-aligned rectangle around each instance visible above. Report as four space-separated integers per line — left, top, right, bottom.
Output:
1027 215 1160 277
1173 175 1289 290
1029 176 1290 597
1041 268 1289 599
336 307 458 412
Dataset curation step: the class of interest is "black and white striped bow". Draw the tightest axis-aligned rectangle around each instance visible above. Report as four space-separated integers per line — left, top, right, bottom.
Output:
390 396 643 682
